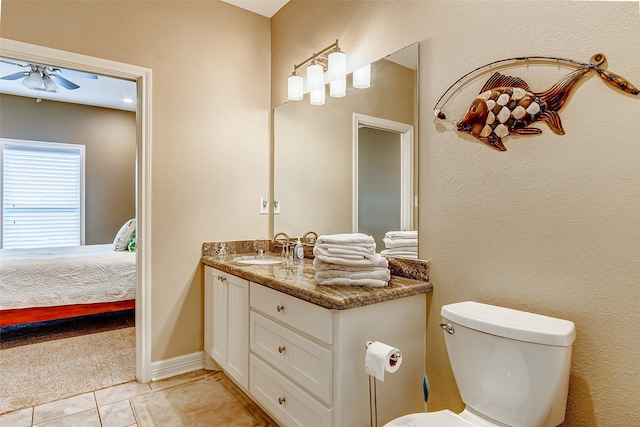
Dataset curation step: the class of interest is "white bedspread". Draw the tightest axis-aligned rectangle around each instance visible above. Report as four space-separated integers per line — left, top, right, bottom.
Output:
0 244 136 310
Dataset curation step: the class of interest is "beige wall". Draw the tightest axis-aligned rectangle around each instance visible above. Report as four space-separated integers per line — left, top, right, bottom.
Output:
272 1 640 425
0 94 136 245
1 1 271 361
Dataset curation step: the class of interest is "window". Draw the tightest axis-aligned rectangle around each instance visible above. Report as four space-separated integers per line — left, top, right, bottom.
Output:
2 139 85 249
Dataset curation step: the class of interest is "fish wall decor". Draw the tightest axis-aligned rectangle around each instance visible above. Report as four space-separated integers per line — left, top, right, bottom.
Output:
434 54 638 151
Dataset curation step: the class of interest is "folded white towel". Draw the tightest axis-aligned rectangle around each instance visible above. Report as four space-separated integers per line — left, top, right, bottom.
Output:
384 230 417 239
383 237 418 249
316 233 375 246
315 268 390 281
315 277 389 287
381 249 418 259
313 252 389 268
314 257 391 272
382 245 417 252
316 243 376 255
313 246 376 261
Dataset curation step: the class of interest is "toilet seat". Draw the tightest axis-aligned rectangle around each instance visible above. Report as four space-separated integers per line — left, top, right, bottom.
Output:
383 410 478 427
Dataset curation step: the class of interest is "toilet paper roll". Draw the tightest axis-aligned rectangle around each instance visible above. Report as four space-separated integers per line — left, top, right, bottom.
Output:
365 341 402 382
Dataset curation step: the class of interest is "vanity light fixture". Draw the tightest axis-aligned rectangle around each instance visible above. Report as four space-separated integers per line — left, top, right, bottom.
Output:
328 49 346 97
307 59 325 105
353 64 371 89
288 70 303 101
288 39 362 105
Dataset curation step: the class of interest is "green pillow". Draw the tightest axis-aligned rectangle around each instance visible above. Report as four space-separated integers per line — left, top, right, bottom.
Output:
128 231 137 252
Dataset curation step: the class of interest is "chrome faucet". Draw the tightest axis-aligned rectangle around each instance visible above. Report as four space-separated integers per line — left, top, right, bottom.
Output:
273 232 290 258
302 231 318 244
273 232 290 246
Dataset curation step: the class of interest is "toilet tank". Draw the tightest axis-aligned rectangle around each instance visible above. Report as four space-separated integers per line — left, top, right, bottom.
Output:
441 301 576 427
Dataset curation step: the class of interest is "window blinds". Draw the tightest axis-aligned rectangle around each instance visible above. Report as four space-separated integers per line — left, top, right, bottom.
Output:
2 141 84 249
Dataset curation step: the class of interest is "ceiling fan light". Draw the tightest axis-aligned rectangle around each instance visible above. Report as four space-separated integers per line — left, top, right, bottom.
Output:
288 73 303 101
22 71 43 90
42 74 57 92
353 64 371 89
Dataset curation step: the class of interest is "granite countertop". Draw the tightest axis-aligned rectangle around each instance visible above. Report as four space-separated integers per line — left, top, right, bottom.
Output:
201 250 432 310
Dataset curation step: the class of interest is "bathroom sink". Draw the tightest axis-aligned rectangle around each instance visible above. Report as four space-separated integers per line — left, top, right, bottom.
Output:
233 255 283 265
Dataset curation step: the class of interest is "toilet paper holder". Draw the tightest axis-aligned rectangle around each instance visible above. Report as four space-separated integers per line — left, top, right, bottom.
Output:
365 341 401 427
365 340 401 365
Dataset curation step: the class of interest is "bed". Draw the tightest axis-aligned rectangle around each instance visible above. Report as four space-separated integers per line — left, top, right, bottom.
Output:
0 244 136 327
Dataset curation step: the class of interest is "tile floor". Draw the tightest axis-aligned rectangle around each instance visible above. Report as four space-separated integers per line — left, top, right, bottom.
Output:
0 370 210 427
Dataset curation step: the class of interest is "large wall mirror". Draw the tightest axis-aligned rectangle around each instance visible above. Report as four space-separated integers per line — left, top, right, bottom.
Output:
273 42 419 254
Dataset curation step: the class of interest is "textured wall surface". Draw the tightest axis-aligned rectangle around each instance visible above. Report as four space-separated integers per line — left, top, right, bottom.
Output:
273 1 640 425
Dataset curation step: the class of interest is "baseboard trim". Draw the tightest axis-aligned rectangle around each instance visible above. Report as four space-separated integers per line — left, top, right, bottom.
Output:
150 351 206 381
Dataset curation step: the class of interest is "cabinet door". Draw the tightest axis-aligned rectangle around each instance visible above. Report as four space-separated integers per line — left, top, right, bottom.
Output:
204 267 228 366
224 275 249 390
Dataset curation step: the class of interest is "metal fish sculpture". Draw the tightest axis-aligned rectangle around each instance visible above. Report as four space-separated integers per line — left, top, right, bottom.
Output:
456 53 638 151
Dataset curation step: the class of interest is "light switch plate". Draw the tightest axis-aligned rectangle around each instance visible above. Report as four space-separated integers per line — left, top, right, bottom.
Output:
259 198 269 214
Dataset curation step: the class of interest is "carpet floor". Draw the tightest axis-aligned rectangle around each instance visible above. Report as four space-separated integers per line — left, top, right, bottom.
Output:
131 371 278 427
0 326 136 414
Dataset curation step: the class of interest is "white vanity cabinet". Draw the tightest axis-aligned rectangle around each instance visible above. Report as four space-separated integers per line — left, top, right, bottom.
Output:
248 282 426 427
204 266 249 390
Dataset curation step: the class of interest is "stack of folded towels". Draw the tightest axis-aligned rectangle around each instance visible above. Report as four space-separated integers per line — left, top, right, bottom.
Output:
380 230 418 259
313 233 390 287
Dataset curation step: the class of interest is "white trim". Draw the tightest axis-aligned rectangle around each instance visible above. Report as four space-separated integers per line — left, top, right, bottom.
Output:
150 351 207 381
0 38 153 383
352 113 414 232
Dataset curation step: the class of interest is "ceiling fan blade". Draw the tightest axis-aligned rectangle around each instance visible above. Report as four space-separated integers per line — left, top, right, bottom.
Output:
0 59 29 67
50 74 80 90
0 71 29 80
56 68 99 80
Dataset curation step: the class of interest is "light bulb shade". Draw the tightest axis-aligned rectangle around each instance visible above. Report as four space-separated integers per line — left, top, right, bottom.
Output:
307 63 324 91
353 64 371 89
330 76 346 97
328 51 346 82
310 86 325 105
22 72 43 89
42 75 57 92
288 74 303 101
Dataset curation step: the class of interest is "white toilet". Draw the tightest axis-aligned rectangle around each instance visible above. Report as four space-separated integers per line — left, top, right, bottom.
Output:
385 301 576 427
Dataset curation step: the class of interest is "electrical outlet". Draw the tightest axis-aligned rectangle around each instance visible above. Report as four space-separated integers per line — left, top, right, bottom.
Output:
259 197 269 214
274 199 281 214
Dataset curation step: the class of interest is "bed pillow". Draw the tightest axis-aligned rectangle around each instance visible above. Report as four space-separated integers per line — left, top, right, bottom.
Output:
113 219 136 251
128 231 137 252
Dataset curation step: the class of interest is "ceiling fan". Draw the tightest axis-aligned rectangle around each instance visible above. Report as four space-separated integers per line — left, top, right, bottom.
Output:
0 59 98 93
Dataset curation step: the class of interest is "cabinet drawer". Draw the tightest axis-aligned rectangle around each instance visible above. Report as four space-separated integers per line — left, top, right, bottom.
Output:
250 283 333 345
251 312 332 404
250 355 332 427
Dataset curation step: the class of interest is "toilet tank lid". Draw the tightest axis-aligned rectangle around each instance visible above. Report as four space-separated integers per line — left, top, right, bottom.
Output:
441 301 576 346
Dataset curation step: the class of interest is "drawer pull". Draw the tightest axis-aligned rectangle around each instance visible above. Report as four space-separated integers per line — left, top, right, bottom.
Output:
278 345 286 354
278 397 286 405
276 304 285 312
217 275 226 282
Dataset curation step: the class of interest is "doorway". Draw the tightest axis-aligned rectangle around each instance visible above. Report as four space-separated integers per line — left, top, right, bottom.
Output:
0 38 152 382
352 113 414 248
